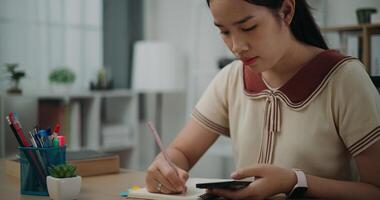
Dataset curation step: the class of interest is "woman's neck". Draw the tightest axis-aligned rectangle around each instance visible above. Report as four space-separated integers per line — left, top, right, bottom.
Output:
262 42 324 89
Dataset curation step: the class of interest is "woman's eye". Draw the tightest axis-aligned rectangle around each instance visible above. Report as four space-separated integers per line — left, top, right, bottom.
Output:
242 24 257 32
220 31 230 35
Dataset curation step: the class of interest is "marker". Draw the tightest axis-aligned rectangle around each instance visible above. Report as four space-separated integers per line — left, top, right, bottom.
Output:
57 136 65 147
38 129 50 147
29 131 46 172
50 123 60 146
52 123 60 139
46 127 52 136
28 131 38 148
53 138 59 147
32 128 43 148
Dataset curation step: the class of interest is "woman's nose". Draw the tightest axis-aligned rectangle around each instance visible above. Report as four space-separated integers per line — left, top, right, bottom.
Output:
232 37 249 56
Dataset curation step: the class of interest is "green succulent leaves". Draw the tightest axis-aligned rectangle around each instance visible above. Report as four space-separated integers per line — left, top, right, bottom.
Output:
48 163 77 178
49 67 76 84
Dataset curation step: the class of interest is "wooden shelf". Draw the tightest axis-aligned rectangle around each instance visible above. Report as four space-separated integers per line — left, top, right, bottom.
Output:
0 89 135 99
321 23 380 32
321 23 380 73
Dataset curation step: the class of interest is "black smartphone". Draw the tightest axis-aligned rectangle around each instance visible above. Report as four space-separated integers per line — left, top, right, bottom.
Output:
196 180 252 190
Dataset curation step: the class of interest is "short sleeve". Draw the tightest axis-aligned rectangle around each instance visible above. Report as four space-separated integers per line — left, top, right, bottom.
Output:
333 59 380 156
191 64 234 137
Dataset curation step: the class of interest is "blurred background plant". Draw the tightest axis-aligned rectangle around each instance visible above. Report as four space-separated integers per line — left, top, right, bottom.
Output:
90 67 113 90
2 63 26 94
49 67 76 85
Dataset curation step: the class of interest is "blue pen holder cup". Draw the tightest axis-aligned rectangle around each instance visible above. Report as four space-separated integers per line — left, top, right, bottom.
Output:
19 146 66 196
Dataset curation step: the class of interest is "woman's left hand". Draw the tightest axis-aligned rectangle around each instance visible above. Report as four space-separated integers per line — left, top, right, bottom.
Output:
208 164 298 200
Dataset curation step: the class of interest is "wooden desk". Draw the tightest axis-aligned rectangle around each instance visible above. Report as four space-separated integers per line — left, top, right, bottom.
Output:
1 160 298 200
0 160 145 200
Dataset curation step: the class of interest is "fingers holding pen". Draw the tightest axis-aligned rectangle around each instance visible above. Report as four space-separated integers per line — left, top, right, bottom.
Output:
145 122 189 194
147 166 178 193
146 161 189 194
159 163 188 192
157 168 183 192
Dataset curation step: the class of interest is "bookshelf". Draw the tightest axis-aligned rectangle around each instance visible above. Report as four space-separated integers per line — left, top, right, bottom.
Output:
0 89 140 169
321 23 380 73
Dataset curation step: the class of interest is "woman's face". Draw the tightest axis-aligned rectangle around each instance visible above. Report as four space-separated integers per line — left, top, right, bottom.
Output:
209 0 291 73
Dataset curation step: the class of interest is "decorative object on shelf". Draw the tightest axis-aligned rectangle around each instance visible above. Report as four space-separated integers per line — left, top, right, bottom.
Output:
356 8 377 24
2 63 25 94
48 67 76 93
90 67 113 90
47 163 81 200
132 41 185 153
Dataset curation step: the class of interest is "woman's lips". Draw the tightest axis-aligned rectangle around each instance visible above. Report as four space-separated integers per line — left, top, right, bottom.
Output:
242 57 258 66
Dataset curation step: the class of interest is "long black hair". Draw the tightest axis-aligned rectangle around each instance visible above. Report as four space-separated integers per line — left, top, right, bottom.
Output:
207 0 328 50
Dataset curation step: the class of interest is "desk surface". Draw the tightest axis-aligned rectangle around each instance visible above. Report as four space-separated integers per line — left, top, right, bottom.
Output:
0 160 145 200
1 160 296 200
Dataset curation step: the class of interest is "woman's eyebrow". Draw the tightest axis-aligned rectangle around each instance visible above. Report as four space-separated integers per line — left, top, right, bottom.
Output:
214 15 255 27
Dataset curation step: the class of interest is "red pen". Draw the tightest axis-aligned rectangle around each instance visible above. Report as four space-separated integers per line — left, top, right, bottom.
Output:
52 123 60 139
7 112 47 184
9 112 29 146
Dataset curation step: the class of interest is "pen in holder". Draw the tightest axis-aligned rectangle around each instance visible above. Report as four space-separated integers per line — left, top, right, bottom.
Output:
19 145 66 196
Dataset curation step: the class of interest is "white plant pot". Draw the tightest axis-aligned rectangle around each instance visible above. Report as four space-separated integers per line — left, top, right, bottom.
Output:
47 176 81 200
49 84 74 94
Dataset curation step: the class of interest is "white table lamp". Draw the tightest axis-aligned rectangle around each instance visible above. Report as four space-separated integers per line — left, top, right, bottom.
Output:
132 41 186 152
132 41 185 92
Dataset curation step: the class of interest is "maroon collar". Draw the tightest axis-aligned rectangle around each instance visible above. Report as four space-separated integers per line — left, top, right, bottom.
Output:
243 50 350 104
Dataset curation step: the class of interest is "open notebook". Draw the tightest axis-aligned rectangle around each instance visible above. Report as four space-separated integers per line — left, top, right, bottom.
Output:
128 178 229 200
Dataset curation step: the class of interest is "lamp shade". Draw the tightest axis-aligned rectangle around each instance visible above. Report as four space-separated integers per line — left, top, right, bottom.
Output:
132 41 185 92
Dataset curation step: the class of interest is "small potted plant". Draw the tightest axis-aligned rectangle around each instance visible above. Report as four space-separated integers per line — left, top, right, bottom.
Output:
47 163 81 200
356 8 377 24
2 63 26 94
90 67 113 90
48 67 76 93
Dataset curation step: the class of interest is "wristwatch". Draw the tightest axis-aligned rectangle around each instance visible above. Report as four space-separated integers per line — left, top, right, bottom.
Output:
287 169 308 199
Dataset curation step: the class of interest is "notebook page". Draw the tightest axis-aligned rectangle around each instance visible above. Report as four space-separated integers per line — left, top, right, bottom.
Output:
127 178 229 200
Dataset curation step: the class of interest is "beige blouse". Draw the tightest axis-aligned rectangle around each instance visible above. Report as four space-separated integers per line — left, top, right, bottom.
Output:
192 50 380 181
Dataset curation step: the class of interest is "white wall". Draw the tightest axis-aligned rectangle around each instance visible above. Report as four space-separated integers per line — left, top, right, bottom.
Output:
325 0 380 26
0 0 103 92
142 0 235 178
144 0 230 113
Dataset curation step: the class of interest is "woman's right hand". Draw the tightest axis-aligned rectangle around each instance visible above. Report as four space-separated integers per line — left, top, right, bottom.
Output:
145 154 189 194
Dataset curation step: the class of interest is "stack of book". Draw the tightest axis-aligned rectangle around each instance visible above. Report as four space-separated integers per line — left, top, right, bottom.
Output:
5 150 120 178
67 150 120 177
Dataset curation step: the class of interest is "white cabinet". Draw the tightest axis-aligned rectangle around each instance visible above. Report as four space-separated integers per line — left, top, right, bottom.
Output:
0 89 140 169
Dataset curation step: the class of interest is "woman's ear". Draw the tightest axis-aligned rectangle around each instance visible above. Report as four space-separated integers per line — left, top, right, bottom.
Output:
280 0 295 25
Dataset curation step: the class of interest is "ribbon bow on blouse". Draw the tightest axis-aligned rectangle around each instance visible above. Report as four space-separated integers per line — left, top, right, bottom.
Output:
257 91 281 164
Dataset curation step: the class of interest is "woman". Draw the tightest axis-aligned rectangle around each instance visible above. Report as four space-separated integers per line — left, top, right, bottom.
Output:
145 0 380 199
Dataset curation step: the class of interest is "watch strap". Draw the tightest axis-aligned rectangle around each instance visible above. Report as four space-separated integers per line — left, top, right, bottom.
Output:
288 169 308 199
